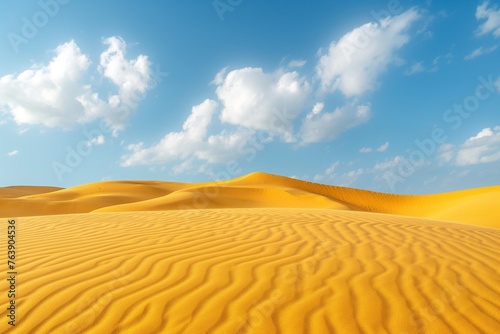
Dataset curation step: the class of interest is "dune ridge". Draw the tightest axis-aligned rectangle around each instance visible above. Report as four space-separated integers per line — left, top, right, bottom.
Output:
1 172 499 228
1 172 499 333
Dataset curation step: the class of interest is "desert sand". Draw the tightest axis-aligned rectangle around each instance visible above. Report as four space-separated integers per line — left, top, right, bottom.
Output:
0 172 499 333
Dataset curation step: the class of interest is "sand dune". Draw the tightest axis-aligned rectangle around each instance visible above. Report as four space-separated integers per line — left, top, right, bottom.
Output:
1 209 498 333
0 172 498 333
1 172 499 227
0 186 62 198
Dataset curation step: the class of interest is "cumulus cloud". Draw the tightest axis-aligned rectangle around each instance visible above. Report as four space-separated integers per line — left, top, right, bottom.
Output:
300 103 371 144
99 37 152 123
476 2 500 37
0 41 91 128
316 8 421 96
0 37 153 132
438 127 500 166
122 9 423 173
121 99 257 167
464 45 498 60
216 67 310 142
121 67 315 170
121 99 218 166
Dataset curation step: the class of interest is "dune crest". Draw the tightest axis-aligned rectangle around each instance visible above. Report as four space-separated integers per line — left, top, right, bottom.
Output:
1 172 498 228
1 172 499 333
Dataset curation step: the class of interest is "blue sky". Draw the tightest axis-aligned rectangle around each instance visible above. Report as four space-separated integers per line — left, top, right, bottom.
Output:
1 0 499 194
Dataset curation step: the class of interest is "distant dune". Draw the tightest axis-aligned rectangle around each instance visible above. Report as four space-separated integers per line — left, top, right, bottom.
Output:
0 172 498 333
1 172 499 228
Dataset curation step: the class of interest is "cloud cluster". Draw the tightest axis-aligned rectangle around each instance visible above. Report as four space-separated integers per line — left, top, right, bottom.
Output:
0 37 153 132
476 1 500 37
121 99 256 167
439 127 500 166
122 9 421 171
216 67 310 142
1 9 423 175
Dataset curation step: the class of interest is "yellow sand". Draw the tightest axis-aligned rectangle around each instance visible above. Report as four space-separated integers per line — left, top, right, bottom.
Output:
0 172 498 333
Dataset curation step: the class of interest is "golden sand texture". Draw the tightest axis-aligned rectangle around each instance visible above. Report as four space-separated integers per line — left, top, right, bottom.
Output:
0 209 498 333
1 172 499 227
0 172 498 333
0 186 62 199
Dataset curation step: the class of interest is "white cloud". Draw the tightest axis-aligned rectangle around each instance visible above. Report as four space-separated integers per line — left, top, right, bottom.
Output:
216 67 310 142
121 99 219 166
345 168 364 183
288 59 307 68
211 67 228 85
325 161 340 176
0 40 91 128
172 159 195 175
373 155 406 172
312 102 324 115
316 8 420 96
312 161 340 182
313 174 324 182
121 9 425 173
7 150 18 156
404 62 425 75
121 99 257 167
470 127 494 140
360 147 372 153
376 142 389 152
476 2 500 37
197 129 256 163
464 45 498 60
99 37 152 118
300 103 371 144
0 37 153 132
438 127 500 166
86 135 106 147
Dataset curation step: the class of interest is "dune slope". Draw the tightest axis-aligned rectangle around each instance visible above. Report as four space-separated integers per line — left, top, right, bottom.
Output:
1 172 499 228
1 209 498 333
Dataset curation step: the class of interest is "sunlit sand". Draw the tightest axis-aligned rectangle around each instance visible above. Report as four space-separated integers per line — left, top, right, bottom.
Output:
1 172 498 333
